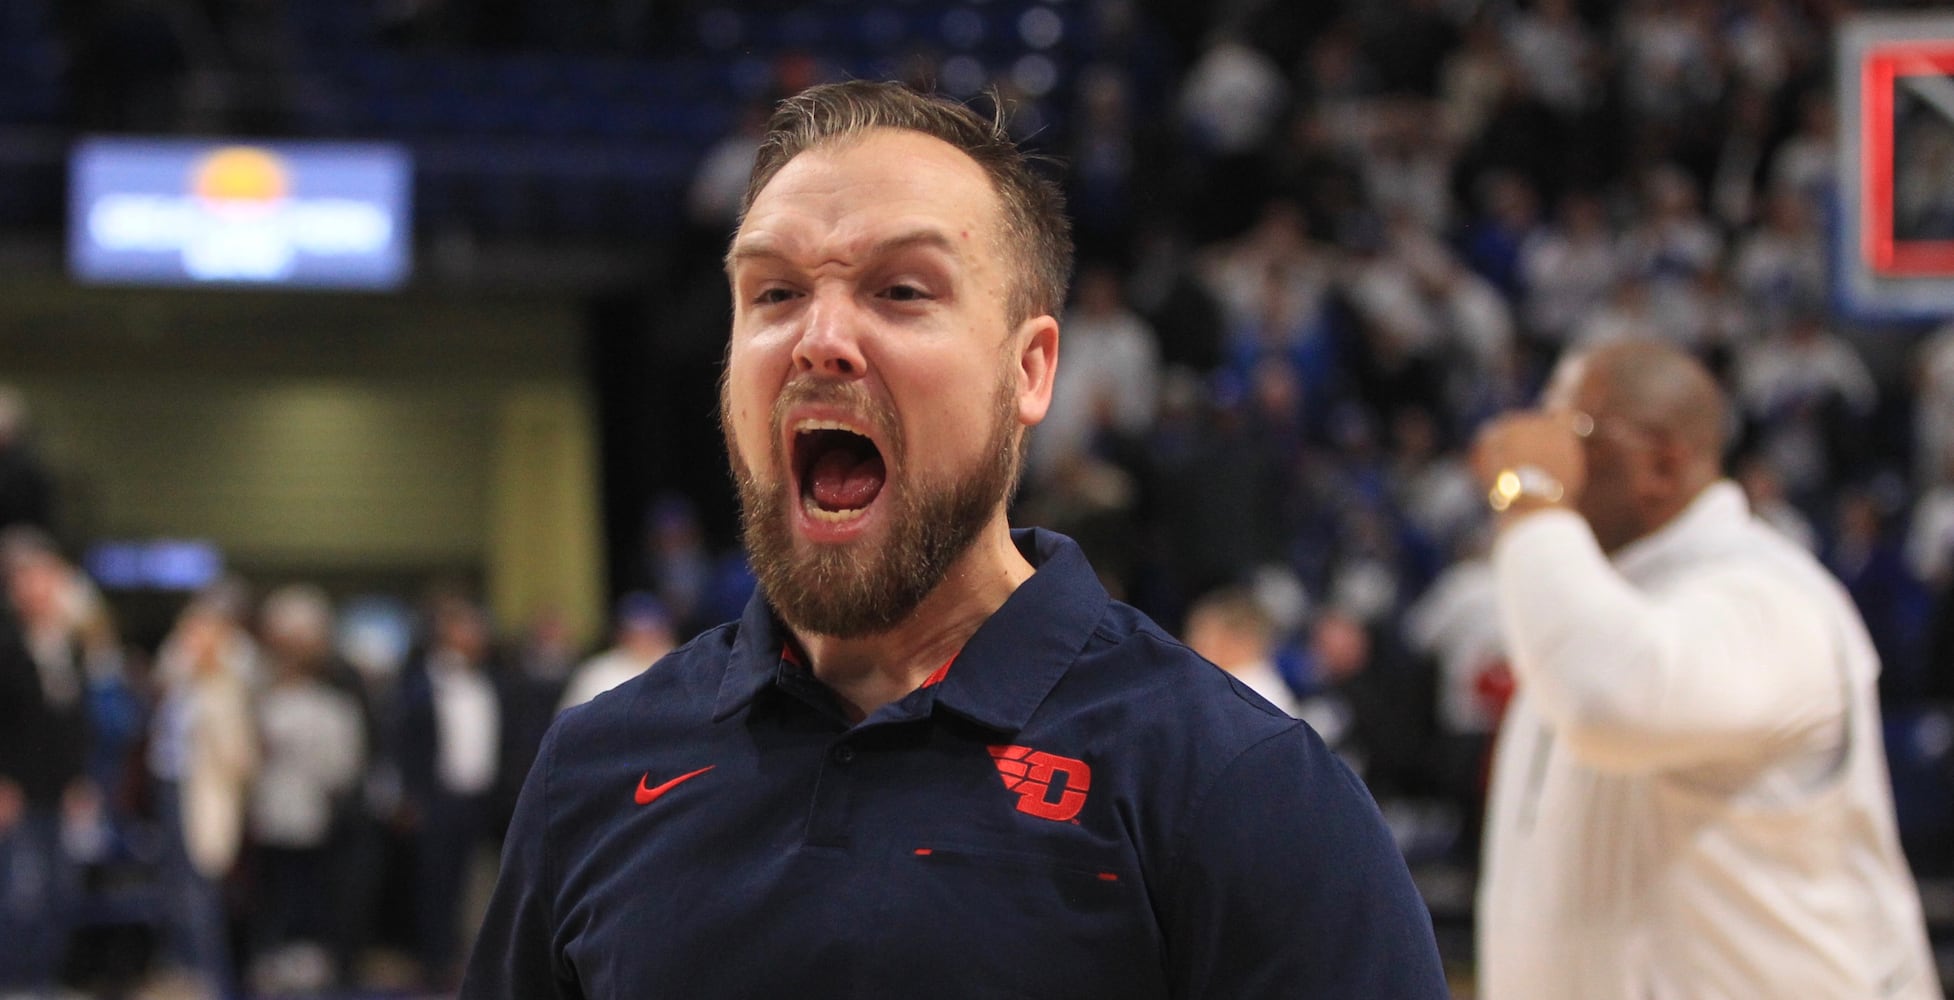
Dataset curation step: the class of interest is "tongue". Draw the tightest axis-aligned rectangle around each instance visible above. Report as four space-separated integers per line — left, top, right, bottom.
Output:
809 448 886 511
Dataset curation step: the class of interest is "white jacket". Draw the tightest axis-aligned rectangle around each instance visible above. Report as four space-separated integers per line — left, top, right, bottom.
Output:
1478 482 1940 1000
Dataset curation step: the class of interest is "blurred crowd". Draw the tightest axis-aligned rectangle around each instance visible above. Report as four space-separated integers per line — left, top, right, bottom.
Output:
1011 0 1954 864
1 505 684 996
7 0 1954 995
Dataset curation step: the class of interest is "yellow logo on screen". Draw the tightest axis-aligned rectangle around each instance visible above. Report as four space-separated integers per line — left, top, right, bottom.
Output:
191 147 292 211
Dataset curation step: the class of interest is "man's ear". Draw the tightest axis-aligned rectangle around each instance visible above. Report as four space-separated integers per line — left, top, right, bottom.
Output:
1013 314 1059 428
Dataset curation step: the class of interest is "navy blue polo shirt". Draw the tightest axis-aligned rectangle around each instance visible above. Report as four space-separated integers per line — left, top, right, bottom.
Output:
462 529 1446 999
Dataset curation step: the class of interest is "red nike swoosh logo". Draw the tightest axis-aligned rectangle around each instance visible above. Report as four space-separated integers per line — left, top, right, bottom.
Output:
635 765 715 806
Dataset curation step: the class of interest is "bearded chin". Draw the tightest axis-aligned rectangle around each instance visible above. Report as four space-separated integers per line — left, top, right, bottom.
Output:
725 382 1022 640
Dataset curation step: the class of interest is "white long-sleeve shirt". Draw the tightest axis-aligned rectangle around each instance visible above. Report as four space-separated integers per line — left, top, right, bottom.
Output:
1478 482 1941 1000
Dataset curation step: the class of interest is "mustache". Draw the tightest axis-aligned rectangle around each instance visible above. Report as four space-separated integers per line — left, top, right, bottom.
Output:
771 378 900 453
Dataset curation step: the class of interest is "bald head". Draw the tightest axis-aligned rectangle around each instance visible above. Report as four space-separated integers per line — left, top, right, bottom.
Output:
1561 339 1728 466
1547 339 1731 551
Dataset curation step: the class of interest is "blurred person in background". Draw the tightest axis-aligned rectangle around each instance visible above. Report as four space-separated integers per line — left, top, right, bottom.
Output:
1520 190 1621 351
1182 584 1301 718
1403 525 1510 864
1470 338 1940 999
1916 320 1954 488
639 493 713 639
1026 260 1161 489
1733 307 1880 502
328 594 415 985
1289 605 1433 803
558 591 673 712
0 389 53 536
496 604 576 845
148 584 259 1000
394 591 501 991
0 527 95 993
1826 488 1933 709
1733 450 1817 552
247 584 366 994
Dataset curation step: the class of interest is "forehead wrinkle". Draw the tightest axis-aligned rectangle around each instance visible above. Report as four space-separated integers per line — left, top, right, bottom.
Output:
727 225 968 280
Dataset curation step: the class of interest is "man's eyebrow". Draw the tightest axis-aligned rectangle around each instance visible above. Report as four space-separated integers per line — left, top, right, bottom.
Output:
725 228 963 275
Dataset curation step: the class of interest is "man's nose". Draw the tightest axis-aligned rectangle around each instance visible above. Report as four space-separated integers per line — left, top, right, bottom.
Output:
791 292 867 378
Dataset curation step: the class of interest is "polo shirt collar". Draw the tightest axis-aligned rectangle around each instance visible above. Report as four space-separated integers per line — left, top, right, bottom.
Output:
712 528 1108 734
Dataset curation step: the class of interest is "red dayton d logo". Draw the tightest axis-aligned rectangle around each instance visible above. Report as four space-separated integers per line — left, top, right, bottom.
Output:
988 745 1091 822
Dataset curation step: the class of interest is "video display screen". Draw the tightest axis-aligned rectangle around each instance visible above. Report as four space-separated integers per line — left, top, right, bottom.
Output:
69 137 412 290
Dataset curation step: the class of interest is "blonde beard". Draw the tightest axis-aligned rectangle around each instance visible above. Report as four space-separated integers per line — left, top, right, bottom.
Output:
722 370 1023 638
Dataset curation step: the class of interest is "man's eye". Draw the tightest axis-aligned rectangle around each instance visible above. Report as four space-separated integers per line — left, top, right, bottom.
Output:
883 284 928 302
753 287 797 305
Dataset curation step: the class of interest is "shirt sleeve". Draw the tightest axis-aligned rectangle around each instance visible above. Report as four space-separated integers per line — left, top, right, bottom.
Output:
459 724 582 1000
1492 509 1845 772
1162 723 1449 999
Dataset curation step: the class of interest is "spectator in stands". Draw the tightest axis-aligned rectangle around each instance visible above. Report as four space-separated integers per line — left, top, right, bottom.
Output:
1733 189 1827 328
559 591 673 711
248 584 366 994
1183 585 1301 718
1735 451 1817 552
1403 526 1509 862
1028 261 1162 488
1707 86 1777 231
1197 198 1332 342
0 527 92 993
1066 66 1146 256
1502 0 1599 118
1388 406 1483 554
1734 308 1880 500
1915 320 1954 487
496 604 575 836
1471 338 1938 999
1617 0 1722 125
1461 170 1541 303
0 388 53 536
1438 14 1508 148
1572 275 1664 348
685 101 768 239
1769 89 1837 211
1907 448 1954 594
640 493 713 639
1176 35 1289 228
1521 191 1622 349
1617 165 1723 308
148 585 259 1000
1288 606 1432 797
393 592 501 990
1828 489 1933 707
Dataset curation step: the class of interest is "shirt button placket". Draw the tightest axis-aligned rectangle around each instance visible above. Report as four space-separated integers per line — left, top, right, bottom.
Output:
805 740 857 850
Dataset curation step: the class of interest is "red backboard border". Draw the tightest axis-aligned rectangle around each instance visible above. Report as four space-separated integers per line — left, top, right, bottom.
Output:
1862 44 1954 277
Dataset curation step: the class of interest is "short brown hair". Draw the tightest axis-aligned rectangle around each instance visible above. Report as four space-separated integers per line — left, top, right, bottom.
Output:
738 80 1073 327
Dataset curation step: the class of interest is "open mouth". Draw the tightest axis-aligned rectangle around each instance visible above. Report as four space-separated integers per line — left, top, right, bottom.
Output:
792 420 887 522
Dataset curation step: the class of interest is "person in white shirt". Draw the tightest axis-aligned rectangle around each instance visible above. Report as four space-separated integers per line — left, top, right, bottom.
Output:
1469 338 1941 1000
249 584 365 993
1182 585 1302 720
1026 262 1161 487
558 591 675 713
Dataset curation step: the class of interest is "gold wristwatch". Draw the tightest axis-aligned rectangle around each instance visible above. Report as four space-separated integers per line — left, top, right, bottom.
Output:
1488 465 1565 512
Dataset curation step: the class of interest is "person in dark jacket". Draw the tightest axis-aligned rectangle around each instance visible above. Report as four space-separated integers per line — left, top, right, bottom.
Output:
0 526 91 990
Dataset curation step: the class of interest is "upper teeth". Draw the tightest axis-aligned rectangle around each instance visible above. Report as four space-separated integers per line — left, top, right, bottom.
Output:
794 418 868 436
